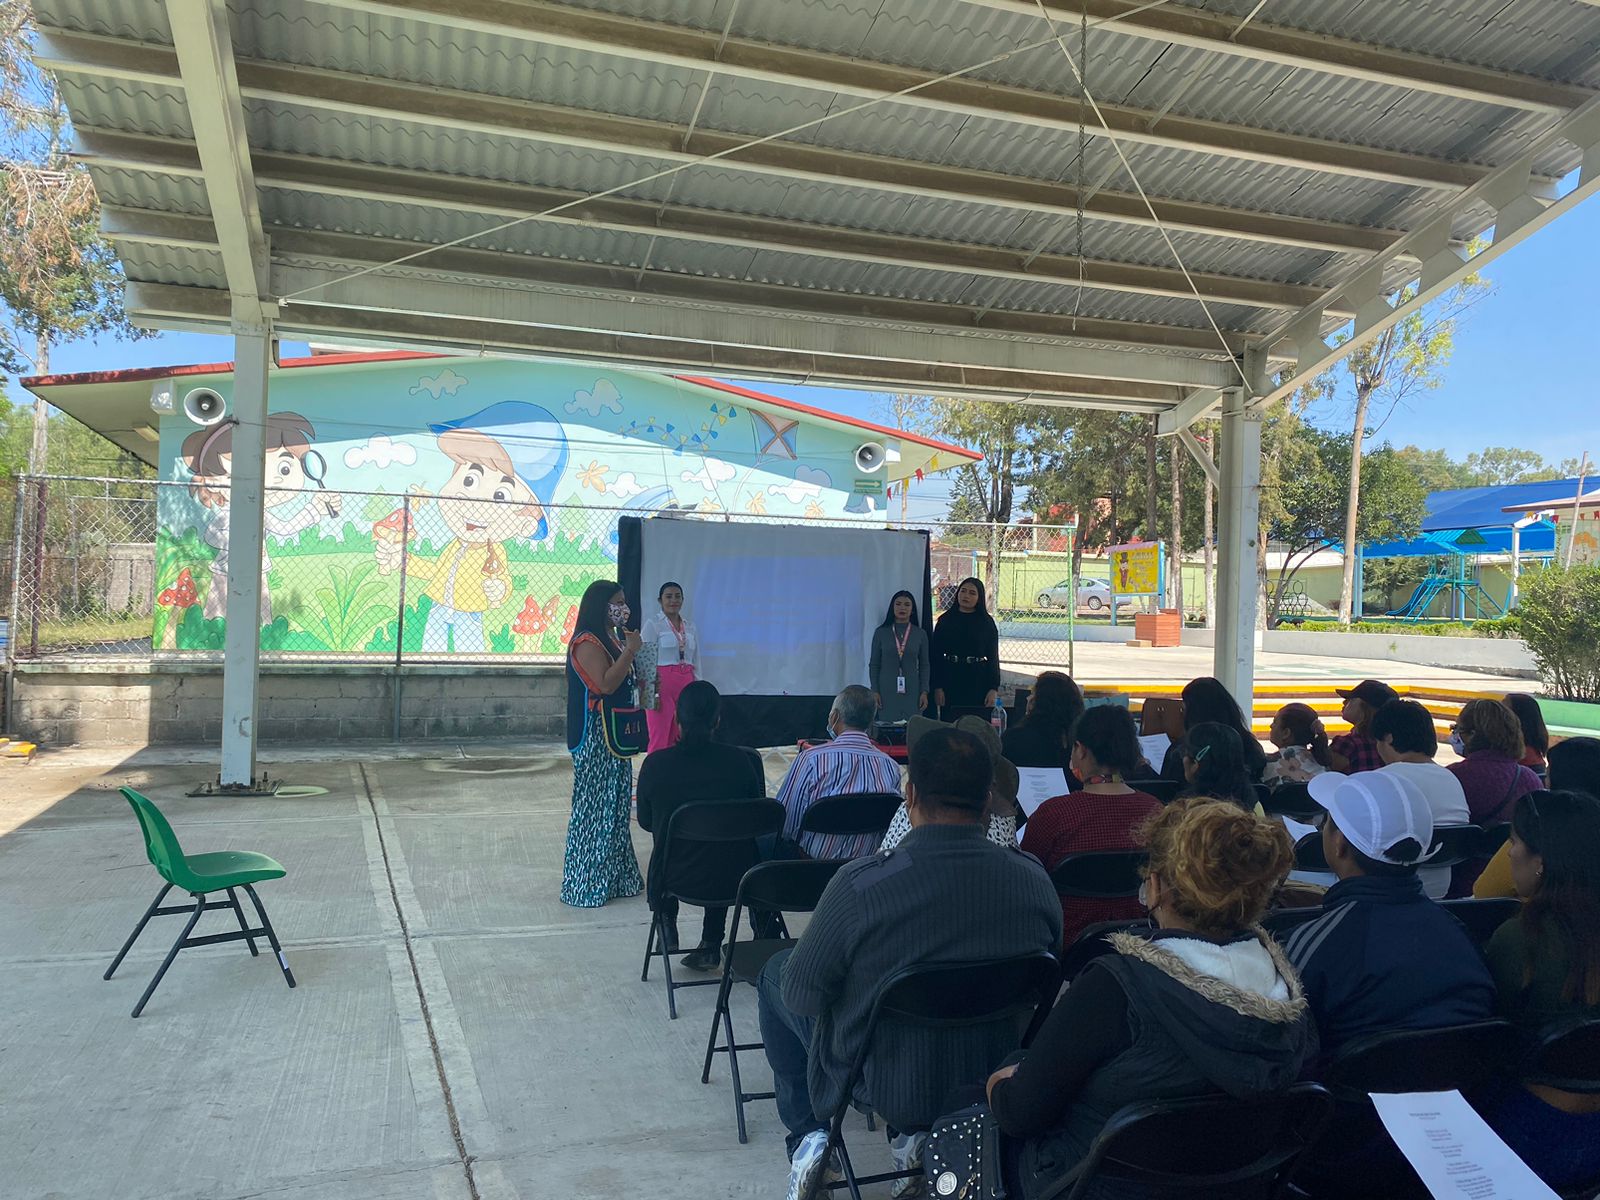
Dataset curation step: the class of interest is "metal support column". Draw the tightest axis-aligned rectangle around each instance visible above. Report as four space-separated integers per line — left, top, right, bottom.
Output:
219 324 270 787
1212 391 1263 712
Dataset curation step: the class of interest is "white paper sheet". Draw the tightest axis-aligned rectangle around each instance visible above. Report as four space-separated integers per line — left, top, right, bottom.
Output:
1370 1090 1560 1200
1015 768 1070 818
1136 733 1170 774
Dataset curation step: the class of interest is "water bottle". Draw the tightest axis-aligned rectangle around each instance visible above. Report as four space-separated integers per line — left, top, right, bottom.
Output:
991 699 1007 737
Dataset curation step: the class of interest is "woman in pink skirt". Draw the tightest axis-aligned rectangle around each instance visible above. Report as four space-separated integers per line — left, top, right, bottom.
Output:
642 581 700 752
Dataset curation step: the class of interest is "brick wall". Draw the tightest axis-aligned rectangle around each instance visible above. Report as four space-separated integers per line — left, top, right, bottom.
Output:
7 664 567 745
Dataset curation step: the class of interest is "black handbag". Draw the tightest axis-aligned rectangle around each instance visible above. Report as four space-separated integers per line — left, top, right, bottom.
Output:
925 1103 1006 1200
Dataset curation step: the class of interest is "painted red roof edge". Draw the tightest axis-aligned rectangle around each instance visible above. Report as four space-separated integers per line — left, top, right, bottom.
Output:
22 351 979 461
673 375 981 461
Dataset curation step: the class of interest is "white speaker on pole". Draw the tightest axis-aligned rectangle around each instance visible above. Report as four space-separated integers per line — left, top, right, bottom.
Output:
855 441 887 473
182 387 228 426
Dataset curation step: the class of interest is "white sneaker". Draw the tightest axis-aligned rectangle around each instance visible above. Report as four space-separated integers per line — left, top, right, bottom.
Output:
786 1129 840 1200
889 1131 927 1198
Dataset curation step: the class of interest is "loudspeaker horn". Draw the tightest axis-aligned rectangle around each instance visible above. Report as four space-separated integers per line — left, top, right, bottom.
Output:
182 387 228 427
855 441 888 473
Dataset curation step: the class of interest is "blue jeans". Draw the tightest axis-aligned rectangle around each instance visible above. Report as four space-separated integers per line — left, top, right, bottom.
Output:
758 947 825 1158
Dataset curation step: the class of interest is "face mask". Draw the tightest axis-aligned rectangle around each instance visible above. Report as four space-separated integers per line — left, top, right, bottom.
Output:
1449 732 1467 757
608 602 629 626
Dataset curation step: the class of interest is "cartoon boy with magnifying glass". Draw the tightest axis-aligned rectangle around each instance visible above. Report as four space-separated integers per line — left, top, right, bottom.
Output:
181 411 338 623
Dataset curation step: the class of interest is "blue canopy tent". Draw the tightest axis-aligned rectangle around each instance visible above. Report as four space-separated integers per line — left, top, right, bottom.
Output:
1355 479 1581 619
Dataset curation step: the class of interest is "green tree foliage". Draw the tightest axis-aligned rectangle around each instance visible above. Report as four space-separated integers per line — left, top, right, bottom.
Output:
1517 564 1600 702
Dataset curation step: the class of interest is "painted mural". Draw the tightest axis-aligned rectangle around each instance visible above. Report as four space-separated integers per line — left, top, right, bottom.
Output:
151 357 916 656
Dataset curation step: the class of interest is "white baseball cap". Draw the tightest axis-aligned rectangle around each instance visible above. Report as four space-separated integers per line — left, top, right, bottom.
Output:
1307 770 1438 865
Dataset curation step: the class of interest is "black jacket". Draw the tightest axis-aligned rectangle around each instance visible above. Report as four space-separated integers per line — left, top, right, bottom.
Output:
635 740 766 910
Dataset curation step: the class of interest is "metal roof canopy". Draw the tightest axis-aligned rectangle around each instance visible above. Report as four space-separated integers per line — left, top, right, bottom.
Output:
30 0 1600 419
31 0 1600 784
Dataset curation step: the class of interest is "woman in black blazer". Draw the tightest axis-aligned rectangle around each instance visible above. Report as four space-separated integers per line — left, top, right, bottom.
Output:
635 680 766 972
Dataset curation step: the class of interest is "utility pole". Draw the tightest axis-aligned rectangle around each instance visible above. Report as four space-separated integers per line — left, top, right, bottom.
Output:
28 336 50 473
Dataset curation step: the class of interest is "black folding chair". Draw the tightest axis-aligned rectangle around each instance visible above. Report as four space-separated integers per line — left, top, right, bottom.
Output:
1426 824 1489 871
701 859 845 1143
1127 778 1182 805
1438 896 1521 949
1039 1084 1334 1200
1292 831 1329 872
1049 850 1147 900
798 792 903 858
821 954 1061 1200
1261 780 1320 821
1060 918 1152 983
640 799 784 1019
1304 1020 1520 1199
1477 822 1512 858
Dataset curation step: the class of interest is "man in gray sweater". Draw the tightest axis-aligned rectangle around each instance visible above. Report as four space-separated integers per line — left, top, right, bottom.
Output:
758 725 1062 1200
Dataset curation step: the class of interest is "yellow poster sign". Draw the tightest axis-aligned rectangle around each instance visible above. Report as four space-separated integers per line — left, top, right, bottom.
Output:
1109 542 1161 595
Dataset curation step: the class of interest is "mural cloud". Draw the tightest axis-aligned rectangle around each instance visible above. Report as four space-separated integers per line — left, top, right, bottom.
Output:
767 465 831 504
343 434 419 470
567 379 623 418
680 457 737 493
409 368 468 399
609 471 646 501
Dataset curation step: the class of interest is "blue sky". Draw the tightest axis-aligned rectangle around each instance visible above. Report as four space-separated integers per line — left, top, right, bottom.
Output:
7 191 1598 514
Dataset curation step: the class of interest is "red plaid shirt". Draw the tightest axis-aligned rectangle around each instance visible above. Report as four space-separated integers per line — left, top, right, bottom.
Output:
1331 730 1384 774
1020 789 1162 945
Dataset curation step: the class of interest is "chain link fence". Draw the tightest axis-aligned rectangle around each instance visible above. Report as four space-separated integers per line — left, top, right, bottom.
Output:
3 477 1116 672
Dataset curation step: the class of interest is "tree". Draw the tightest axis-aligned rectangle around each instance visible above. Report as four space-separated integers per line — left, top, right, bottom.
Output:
1259 408 1426 626
0 0 149 469
1327 268 1490 622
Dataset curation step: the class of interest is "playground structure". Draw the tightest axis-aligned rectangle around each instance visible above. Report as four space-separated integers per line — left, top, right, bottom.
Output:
1381 535 1508 621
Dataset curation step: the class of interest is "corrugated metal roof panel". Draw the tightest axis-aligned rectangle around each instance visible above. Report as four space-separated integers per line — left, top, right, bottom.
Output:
55 76 191 140
86 166 210 215
117 243 228 290
34 0 170 40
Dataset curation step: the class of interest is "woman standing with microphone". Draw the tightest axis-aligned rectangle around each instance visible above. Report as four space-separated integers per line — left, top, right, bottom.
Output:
931 576 1001 718
562 579 645 909
641 581 700 753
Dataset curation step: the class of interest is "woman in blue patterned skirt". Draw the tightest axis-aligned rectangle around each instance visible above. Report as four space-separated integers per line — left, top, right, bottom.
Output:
562 579 645 908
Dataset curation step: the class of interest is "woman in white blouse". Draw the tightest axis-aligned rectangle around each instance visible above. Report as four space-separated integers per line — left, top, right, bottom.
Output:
641 581 701 753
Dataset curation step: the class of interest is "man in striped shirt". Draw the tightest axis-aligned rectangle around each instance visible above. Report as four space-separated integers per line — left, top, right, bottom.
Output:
777 685 904 861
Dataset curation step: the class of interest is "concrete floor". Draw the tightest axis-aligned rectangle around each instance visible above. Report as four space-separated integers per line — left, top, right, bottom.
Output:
0 741 867 1200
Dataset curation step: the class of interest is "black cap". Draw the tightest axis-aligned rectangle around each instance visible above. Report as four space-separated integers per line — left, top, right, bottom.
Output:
1336 679 1399 708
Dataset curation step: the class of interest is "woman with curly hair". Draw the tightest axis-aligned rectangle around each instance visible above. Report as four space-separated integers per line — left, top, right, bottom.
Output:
979 799 1311 1197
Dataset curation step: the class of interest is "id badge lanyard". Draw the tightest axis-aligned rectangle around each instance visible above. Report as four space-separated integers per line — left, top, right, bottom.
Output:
894 624 910 695
671 619 688 664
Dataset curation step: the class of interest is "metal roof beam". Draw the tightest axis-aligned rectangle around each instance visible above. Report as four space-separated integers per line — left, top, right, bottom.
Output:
312 0 1490 191
957 0 1594 115
39 30 1428 257
124 281 1183 413
78 129 1345 322
105 208 1239 388
1256 96 1600 409
159 0 267 323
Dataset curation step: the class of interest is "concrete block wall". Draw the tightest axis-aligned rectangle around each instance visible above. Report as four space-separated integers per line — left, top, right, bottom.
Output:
8 664 567 745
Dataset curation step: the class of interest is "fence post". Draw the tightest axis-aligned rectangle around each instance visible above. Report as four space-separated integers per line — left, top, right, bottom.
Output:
392 493 410 742
29 478 46 660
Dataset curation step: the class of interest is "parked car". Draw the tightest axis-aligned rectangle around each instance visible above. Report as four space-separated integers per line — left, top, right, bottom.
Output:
1037 577 1112 611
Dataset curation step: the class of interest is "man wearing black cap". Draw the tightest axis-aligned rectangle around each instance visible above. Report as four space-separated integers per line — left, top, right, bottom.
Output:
1329 679 1398 774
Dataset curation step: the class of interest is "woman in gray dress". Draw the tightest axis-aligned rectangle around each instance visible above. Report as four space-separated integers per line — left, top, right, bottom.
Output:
869 590 931 724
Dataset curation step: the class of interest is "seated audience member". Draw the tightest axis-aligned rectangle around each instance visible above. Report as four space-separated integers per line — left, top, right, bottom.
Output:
1328 679 1398 774
1159 677 1267 783
1504 693 1551 780
1261 702 1332 786
983 800 1312 1198
1448 700 1542 895
882 714 1018 850
1284 772 1494 1058
1477 736 1600 897
760 727 1062 1200
1020 705 1163 945
1178 722 1260 812
1002 671 1085 771
636 681 767 971
1372 698 1470 900
775 685 903 861
1481 789 1600 1191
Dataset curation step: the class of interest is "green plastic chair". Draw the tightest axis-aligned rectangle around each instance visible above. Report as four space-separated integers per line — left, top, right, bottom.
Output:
105 787 296 1017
